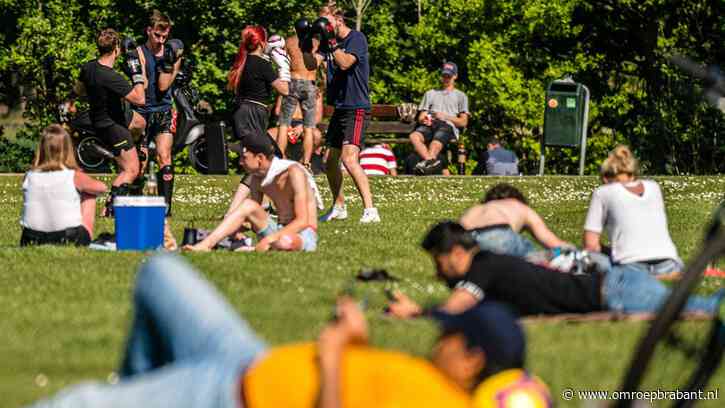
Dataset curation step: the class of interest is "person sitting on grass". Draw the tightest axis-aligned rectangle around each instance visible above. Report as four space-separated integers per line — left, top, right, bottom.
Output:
184 132 320 252
20 124 107 246
584 145 683 278
388 221 724 318
26 254 551 408
459 183 570 258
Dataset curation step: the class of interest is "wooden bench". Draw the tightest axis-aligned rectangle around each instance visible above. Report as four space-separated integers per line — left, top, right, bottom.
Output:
317 104 467 174
317 104 415 145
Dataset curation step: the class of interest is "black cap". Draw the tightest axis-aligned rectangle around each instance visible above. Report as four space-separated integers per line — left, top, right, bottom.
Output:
430 302 525 369
229 132 274 156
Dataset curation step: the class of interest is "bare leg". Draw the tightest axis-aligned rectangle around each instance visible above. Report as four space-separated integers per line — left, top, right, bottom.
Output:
325 147 345 207
428 140 444 159
184 200 269 251
277 125 289 159
302 127 314 165
341 145 373 209
80 193 97 237
128 112 146 141
409 132 432 160
113 147 141 187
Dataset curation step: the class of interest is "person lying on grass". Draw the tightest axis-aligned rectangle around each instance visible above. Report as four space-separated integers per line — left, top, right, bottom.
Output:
388 221 724 318
459 183 571 258
20 124 108 247
583 145 683 279
27 254 552 408
184 132 321 252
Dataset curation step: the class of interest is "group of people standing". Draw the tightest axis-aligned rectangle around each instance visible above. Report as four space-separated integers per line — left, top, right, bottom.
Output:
21 5 386 248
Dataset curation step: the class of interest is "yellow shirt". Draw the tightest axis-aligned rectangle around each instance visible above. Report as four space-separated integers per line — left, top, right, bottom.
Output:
243 342 471 408
472 369 551 408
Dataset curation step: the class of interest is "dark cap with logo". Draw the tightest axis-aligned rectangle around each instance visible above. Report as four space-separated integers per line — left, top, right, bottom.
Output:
442 61 458 76
430 301 525 369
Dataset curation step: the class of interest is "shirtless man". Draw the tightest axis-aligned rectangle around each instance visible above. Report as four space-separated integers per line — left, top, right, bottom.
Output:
184 133 319 252
276 18 323 168
459 183 570 257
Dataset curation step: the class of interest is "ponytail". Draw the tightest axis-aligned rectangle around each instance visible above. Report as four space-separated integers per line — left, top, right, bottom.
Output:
226 26 267 94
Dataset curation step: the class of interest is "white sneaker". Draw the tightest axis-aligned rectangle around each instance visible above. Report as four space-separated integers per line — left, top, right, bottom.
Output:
359 207 381 223
319 205 348 222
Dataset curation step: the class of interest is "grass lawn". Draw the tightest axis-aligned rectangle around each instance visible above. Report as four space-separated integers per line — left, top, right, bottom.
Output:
1 174 724 407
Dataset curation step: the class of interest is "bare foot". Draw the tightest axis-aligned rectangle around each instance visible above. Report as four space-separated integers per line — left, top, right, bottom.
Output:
182 244 211 252
233 245 256 252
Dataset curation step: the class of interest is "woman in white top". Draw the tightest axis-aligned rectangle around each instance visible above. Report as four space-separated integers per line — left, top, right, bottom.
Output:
20 124 108 246
583 145 682 276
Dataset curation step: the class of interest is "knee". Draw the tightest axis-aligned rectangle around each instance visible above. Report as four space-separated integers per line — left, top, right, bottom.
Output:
340 152 358 168
271 234 298 251
409 132 423 142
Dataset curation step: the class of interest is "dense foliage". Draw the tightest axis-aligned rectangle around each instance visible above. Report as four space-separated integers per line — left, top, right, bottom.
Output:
1 0 723 174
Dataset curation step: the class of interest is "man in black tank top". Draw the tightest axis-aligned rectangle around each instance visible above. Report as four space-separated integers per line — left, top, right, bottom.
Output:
131 10 184 216
77 28 145 214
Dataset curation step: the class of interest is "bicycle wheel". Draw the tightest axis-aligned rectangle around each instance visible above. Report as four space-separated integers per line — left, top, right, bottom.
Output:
616 202 725 407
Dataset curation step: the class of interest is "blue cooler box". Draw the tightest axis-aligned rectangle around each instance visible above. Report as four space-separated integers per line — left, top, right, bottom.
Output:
114 196 166 250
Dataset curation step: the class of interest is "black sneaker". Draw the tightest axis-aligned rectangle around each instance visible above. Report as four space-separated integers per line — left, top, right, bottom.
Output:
422 159 442 175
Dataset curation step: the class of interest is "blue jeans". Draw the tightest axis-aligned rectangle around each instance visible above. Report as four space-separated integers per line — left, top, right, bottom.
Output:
603 263 720 314
470 225 535 258
28 254 267 408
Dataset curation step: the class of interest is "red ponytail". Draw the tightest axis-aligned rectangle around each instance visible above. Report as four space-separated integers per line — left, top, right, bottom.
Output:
226 25 267 94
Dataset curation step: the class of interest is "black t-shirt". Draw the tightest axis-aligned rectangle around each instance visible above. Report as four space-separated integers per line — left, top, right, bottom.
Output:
79 60 133 129
236 55 277 104
446 251 603 316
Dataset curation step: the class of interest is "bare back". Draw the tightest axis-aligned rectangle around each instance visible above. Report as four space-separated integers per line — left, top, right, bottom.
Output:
286 35 319 81
259 165 318 228
459 199 528 232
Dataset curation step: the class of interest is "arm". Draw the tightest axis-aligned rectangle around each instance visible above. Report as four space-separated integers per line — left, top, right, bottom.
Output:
74 170 108 195
274 95 283 116
317 298 369 408
583 231 601 253
387 288 478 319
125 84 145 106
522 204 571 249
331 49 357 71
272 79 289 96
256 166 308 249
158 58 182 92
433 111 469 128
224 181 253 218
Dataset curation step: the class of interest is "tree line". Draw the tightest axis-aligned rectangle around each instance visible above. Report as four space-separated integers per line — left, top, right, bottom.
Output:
1 0 723 174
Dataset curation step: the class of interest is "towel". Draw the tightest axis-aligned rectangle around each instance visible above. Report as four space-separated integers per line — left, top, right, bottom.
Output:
261 157 324 210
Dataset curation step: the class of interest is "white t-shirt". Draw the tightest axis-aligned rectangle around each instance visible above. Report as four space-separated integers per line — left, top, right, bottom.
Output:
21 169 82 232
583 180 679 264
359 146 396 176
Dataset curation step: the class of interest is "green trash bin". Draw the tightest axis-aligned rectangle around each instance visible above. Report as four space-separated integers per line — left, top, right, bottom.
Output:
539 78 590 175
543 79 589 147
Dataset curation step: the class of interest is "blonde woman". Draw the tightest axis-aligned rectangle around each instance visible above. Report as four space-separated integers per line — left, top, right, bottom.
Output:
20 124 108 246
583 145 682 276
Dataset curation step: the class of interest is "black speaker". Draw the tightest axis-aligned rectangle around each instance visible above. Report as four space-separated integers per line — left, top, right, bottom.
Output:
205 121 228 174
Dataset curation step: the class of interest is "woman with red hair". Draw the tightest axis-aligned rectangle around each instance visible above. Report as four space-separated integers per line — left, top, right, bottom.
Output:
227 25 288 143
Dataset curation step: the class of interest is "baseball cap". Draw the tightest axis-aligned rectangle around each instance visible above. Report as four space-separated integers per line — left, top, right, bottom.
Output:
430 302 525 370
441 61 458 76
228 132 274 156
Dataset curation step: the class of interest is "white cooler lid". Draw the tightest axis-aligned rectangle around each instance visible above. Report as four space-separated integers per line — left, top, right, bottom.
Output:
114 196 167 207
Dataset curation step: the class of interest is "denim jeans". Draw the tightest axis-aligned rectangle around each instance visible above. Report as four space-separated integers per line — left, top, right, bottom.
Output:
470 225 535 258
603 263 721 314
28 254 268 408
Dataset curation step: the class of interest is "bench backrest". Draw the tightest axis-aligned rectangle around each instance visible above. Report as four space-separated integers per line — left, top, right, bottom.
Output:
322 104 400 120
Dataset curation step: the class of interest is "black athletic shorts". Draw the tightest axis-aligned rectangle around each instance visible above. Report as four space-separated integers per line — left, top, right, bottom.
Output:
326 108 370 149
414 120 456 146
139 108 173 139
20 226 91 247
97 123 134 156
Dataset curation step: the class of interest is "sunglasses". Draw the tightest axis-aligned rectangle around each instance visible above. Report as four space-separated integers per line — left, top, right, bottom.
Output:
152 31 168 40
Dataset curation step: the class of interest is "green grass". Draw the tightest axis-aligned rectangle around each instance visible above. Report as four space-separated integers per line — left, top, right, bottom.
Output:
1 175 724 407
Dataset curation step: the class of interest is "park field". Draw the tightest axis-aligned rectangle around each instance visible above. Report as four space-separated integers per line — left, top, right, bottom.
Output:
1 174 724 407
